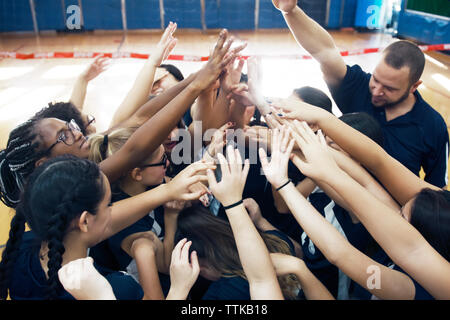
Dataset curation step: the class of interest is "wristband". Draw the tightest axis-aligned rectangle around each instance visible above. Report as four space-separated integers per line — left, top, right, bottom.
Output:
275 179 291 192
223 199 243 210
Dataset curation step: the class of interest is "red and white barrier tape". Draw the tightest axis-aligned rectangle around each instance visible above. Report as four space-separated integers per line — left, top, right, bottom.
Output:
1 44 449 61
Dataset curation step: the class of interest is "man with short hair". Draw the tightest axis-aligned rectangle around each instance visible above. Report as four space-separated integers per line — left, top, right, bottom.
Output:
273 0 449 187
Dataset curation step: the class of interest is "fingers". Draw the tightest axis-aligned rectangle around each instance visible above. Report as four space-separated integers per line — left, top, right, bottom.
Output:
184 161 216 177
265 114 282 130
172 238 188 262
161 21 177 43
206 168 218 190
280 126 291 153
217 152 230 177
258 147 270 170
180 240 192 264
286 120 307 149
294 120 316 144
241 158 250 184
236 58 245 74
164 38 178 58
286 138 295 156
190 251 200 275
317 129 327 147
218 121 235 132
212 29 228 59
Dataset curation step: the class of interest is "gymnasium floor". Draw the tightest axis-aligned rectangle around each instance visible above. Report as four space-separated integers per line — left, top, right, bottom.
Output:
1 28 449 252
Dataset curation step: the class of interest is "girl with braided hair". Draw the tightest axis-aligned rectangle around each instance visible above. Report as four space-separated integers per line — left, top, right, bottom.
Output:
0 155 214 300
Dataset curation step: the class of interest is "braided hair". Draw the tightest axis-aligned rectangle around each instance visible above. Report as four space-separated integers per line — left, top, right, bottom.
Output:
0 119 49 208
0 206 26 299
0 155 105 300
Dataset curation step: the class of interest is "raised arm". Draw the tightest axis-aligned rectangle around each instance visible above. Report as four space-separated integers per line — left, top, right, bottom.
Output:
270 253 334 300
272 0 346 87
104 161 214 240
70 55 109 111
109 22 178 128
289 120 450 299
107 72 197 132
128 235 165 300
166 238 200 300
277 98 440 205
259 126 417 300
207 145 283 300
99 30 244 183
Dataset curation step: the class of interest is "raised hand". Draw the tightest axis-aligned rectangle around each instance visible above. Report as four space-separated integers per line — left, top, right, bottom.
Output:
289 120 339 180
271 97 329 126
227 82 255 107
205 121 235 160
166 238 200 300
247 56 272 115
81 55 109 82
220 56 245 94
166 161 216 201
188 182 211 207
193 30 247 92
149 21 178 66
272 0 298 13
259 126 295 189
206 145 250 207
58 257 116 300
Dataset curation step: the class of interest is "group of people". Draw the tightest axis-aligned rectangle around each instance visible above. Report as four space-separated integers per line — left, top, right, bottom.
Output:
0 0 449 300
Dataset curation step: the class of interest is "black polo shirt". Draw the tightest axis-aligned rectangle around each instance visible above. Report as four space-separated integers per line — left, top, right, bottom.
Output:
329 64 449 188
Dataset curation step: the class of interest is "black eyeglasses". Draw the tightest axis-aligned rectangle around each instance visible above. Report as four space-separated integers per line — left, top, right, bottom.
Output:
45 119 82 154
87 114 95 127
141 153 169 169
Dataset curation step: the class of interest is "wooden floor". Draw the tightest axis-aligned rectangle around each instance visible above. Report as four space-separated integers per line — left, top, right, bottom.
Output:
1 29 449 250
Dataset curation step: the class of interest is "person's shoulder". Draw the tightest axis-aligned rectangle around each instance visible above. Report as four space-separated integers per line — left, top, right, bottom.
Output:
202 276 250 300
9 231 71 300
343 64 371 82
95 263 144 300
414 92 447 130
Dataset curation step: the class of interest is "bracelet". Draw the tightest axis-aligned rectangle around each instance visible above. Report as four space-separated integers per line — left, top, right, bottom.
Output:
275 179 291 192
223 199 243 210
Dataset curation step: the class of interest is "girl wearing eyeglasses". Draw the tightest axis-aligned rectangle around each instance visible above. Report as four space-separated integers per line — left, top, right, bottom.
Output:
0 155 206 300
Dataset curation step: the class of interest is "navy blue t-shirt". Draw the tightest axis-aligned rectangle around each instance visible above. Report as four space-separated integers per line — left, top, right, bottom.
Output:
329 64 449 188
89 186 170 295
90 187 165 272
9 231 143 300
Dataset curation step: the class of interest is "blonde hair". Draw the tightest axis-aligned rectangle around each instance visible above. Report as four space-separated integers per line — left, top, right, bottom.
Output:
88 127 137 163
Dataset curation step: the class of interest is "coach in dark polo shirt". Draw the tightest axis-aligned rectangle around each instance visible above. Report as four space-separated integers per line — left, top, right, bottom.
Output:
273 1 448 187
328 42 449 188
